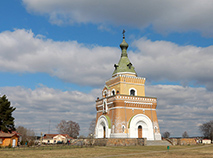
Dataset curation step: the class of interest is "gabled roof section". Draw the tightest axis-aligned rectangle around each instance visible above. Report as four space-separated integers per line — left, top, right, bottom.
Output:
0 131 20 138
112 32 137 77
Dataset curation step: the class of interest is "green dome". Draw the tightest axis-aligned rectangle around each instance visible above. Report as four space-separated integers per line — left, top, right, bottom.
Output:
112 37 137 76
120 38 129 51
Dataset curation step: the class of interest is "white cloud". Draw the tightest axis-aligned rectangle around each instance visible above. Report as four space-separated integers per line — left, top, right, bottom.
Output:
0 29 213 90
22 0 213 36
0 86 99 136
0 29 119 86
1 84 212 137
131 38 213 90
146 85 213 136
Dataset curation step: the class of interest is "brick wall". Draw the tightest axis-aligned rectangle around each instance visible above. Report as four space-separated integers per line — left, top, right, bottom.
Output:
170 138 196 145
71 138 146 146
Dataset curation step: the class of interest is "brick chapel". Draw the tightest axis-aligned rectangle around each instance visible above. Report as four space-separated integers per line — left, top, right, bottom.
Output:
95 32 161 140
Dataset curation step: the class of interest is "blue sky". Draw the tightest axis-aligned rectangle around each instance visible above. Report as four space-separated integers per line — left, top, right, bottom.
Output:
0 0 213 137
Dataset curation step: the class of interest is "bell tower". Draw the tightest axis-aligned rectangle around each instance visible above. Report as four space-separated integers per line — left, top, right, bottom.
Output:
95 31 161 140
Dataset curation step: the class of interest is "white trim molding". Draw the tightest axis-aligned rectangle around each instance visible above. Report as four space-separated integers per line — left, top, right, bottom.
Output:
124 101 153 105
97 107 156 113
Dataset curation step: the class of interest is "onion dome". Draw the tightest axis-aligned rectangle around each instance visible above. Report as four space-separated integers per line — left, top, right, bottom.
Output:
112 30 137 77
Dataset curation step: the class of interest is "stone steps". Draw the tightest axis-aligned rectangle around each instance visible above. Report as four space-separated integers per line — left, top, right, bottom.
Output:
146 140 171 146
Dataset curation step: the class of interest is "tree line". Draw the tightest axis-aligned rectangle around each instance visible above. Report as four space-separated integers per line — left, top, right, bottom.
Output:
163 120 213 140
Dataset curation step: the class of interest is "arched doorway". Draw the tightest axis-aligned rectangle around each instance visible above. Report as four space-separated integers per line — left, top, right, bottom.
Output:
95 115 111 138
103 126 106 138
129 114 154 140
138 125 142 138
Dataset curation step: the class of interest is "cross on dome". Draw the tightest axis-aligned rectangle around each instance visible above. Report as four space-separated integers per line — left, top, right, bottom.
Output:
122 29 126 39
112 31 137 77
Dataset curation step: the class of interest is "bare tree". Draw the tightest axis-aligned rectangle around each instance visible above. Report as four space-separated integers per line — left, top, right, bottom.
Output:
88 118 96 137
16 126 36 145
163 131 170 138
182 131 189 138
199 120 213 141
56 120 80 138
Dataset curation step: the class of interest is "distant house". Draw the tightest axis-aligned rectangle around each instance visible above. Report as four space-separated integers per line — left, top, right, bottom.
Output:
42 134 73 144
202 139 211 144
0 131 20 147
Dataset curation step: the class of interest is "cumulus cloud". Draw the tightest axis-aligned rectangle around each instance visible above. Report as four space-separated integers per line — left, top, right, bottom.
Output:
131 38 213 90
0 86 100 135
22 0 213 36
146 85 213 136
1 85 212 136
0 29 119 86
0 29 213 90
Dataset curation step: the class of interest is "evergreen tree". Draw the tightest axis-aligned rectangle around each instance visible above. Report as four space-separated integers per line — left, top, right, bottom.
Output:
0 95 16 133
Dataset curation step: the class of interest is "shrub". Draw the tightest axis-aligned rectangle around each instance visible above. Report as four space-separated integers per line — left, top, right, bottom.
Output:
8 144 12 148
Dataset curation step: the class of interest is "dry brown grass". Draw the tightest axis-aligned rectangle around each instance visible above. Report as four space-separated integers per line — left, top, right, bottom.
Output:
0 145 212 158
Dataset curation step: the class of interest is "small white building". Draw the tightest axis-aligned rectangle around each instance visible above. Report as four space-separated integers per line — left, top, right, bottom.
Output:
202 139 211 144
42 134 73 144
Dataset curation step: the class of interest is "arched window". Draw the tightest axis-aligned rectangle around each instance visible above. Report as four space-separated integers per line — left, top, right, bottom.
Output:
129 88 137 96
155 126 158 133
103 90 107 97
111 89 116 96
122 125 125 133
130 89 135 96
103 100 107 113
104 102 106 111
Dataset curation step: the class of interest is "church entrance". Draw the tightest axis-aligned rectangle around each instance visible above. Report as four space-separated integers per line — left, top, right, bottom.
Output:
103 126 106 138
129 114 155 140
138 125 142 138
96 115 110 138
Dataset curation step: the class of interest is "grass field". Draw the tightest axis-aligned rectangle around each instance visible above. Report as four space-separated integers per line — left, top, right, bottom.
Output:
0 145 212 158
